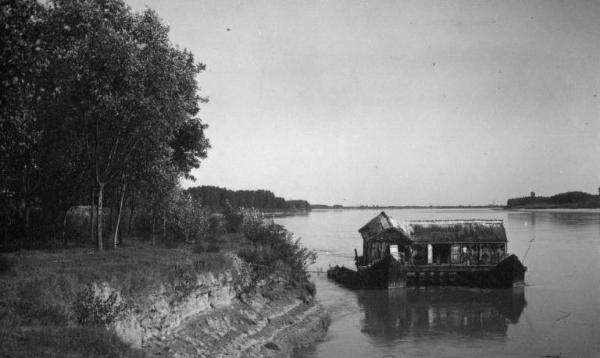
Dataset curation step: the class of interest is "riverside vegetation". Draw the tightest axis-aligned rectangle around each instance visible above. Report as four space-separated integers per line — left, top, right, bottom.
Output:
0 206 327 357
505 190 600 209
1 2 326 355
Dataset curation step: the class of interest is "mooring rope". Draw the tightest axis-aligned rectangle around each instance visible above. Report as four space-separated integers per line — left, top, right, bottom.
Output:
522 235 535 264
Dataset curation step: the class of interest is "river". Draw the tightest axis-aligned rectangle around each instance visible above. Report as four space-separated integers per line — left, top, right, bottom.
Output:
275 208 600 358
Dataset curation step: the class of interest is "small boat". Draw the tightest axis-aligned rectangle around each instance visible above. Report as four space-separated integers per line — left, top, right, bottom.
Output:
327 212 526 289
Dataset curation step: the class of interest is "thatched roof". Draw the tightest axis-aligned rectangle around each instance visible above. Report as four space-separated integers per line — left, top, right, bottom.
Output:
358 212 396 240
359 212 507 244
401 220 507 244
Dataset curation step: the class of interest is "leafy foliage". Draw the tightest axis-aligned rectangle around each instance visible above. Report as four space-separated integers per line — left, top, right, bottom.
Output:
506 191 600 208
232 208 316 290
73 284 127 326
166 264 199 302
171 192 210 243
0 0 210 249
187 186 311 212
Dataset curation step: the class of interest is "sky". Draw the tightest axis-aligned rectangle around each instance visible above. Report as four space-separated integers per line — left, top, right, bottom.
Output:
126 0 600 206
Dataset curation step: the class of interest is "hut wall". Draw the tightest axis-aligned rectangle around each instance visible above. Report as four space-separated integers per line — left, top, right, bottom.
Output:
365 240 389 264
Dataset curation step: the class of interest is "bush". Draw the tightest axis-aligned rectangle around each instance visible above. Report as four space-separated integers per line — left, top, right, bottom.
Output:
208 214 227 235
166 264 198 300
231 208 316 293
171 193 210 243
73 284 127 326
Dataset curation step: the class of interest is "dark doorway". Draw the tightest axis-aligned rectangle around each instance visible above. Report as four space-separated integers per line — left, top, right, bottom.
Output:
432 244 451 264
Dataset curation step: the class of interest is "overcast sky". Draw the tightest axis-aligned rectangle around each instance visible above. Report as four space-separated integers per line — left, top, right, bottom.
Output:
127 0 600 206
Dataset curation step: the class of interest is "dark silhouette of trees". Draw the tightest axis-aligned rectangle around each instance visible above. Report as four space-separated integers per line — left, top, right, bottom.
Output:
506 191 600 209
186 186 310 212
0 0 210 250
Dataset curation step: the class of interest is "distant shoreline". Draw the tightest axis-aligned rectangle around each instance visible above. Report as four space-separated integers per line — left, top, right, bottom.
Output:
505 191 600 210
310 205 503 210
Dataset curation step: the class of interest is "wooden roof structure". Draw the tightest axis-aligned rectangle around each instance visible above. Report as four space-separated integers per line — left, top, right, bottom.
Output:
359 212 507 245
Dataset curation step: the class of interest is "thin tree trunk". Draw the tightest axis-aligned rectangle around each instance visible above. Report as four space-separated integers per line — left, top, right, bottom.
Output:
152 215 156 247
62 210 68 246
97 183 104 251
127 190 135 238
1 205 8 246
89 190 95 244
2 210 6 246
113 183 126 249
24 200 31 245
162 212 166 242
107 192 114 242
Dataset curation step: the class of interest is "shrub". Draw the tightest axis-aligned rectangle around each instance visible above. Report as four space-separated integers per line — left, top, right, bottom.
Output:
224 202 244 233
166 264 198 300
208 214 227 235
171 193 210 243
232 208 316 293
73 284 127 326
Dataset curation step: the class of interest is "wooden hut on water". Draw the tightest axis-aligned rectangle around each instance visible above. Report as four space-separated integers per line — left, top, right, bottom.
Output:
329 212 526 289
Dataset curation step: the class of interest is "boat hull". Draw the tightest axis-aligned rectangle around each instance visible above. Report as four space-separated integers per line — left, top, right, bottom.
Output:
328 255 527 289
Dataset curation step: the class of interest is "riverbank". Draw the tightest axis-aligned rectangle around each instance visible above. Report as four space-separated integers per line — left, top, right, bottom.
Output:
505 191 600 209
0 240 329 357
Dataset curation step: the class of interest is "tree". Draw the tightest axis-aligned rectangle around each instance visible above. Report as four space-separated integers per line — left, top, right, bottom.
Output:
1 0 210 249
42 1 209 250
0 0 48 245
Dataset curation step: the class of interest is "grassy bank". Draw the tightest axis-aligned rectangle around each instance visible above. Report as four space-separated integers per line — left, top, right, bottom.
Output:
0 243 231 357
0 209 316 357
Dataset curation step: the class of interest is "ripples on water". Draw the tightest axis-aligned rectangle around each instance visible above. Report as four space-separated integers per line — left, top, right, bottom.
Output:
276 209 600 358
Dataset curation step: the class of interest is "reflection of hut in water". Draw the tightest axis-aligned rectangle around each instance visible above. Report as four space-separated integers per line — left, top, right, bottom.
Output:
358 287 526 340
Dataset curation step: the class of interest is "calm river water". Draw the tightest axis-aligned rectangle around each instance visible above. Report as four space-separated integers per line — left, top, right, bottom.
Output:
275 208 600 358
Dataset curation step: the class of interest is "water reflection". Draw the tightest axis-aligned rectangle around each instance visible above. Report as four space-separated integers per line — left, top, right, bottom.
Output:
358 287 526 341
507 210 600 229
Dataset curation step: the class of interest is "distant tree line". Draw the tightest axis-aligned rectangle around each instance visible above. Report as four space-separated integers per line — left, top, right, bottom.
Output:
506 191 600 209
1 0 210 250
186 186 311 212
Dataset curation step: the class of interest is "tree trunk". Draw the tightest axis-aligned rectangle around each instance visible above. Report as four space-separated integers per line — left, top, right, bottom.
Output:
113 183 126 249
127 190 135 238
152 215 156 247
24 199 31 246
107 193 114 242
1 205 8 246
89 190 95 244
162 212 166 242
62 210 68 246
97 182 104 251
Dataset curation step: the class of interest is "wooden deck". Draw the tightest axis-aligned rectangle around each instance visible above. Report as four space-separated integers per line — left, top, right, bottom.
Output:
389 263 502 287
410 264 495 272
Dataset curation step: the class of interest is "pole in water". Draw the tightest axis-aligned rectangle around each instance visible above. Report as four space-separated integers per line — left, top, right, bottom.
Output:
522 235 535 264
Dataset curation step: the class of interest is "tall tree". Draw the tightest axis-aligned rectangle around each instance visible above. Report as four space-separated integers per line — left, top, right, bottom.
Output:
42 1 209 249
